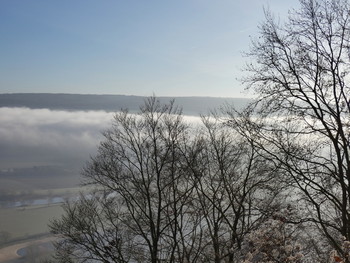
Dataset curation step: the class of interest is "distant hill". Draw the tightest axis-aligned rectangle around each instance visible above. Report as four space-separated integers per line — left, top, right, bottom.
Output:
0 93 251 116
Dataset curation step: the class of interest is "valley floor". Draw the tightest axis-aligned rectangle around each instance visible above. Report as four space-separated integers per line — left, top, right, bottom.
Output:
0 235 55 263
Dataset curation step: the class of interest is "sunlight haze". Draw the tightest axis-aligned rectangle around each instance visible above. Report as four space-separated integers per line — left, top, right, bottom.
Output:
1 0 299 97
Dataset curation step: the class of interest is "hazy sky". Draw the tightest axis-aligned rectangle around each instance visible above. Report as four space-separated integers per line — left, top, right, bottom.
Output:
1 0 299 98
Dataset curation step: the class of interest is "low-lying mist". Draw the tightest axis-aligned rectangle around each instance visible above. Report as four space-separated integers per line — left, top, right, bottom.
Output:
0 107 203 170
0 107 115 170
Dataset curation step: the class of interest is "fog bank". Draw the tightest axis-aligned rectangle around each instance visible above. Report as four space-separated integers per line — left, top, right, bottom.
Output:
0 107 114 169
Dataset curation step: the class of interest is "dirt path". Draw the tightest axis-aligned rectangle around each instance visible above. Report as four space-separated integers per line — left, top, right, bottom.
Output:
0 236 55 262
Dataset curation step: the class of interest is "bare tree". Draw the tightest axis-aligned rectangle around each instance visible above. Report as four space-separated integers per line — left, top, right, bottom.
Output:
50 97 285 263
50 193 137 262
232 0 350 259
184 115 281 263
51 97 200 263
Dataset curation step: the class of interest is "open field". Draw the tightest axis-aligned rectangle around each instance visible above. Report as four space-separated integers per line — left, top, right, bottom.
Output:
0 185 88 262
0 204 64 242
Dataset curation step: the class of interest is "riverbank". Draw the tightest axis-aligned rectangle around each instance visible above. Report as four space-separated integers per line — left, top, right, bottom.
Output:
0 235 56 263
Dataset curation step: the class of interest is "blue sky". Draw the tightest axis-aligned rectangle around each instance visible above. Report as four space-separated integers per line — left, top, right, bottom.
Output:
1 0 299 98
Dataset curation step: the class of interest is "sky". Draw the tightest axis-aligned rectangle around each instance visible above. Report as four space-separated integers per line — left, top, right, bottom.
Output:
1 0 299 98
